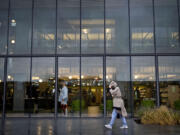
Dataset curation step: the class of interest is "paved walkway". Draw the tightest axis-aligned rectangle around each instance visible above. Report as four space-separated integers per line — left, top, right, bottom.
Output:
0 118 180 135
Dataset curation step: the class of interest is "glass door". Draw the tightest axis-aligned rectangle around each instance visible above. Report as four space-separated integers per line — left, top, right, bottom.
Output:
81 57 103 117
58 57 80 117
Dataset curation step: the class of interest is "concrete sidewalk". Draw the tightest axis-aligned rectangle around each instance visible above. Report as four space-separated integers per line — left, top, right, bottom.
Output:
0 118 180 135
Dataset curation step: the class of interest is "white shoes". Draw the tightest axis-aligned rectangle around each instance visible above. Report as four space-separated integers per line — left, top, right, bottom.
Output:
120 125 128 129
105 124 128 129
105 124 112 129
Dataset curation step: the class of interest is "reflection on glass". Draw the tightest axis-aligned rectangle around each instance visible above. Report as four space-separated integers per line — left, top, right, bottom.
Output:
58 57 80 116
159 56 180 109
6 58 30 116
106 0 129 54
57 0 80 54
132 56 156 115
32 58 55 115
81 57 103 117
0 0 8 54
8 0 32 54
81 0 104 54
106 57 131 115
155 0 180 53
0 58 4 114
130 0 154 53
33 0 56 54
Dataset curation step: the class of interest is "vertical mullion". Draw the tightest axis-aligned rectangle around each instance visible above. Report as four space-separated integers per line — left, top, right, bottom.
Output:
152 0 160 107
29 0 34 118
2 57 7 121
103 0 106 117
80 0 82 117
128 0 133 117
54 0 58 118
2 0 11 121
55 57 58 118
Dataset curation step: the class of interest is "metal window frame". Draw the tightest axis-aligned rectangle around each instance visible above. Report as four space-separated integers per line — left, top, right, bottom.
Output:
1 0 180 121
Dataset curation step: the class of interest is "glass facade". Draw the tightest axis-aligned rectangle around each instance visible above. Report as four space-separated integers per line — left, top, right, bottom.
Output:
0 0 180 118
132 56 156 115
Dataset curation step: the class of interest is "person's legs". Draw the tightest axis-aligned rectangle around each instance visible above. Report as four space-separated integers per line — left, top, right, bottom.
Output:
109 109 117 126
121 116 127 126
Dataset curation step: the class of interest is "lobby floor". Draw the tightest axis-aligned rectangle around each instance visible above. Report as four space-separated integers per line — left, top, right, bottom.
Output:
0 118 180 135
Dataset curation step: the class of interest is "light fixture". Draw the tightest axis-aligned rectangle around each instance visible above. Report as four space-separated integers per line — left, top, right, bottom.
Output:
0 80 2 83
11 19 16 23
39 79 43 83
69 76 72 79
81 75 84 79
82 29 88 34
11 19 16 27
106 28 111 33
32 76 40 80
134 75 138 79
8 75 11 79
106 75 109 79
11 40 15 44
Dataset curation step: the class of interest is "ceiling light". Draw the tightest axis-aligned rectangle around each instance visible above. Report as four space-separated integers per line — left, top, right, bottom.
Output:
82 29 88 34
11 19 16 23
106 28 111 33
8 75 11 79
134 75 138 79
11 40 15 44
39 79 43 83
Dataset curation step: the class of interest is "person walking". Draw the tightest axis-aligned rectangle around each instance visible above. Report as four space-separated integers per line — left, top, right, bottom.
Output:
105 81 128 129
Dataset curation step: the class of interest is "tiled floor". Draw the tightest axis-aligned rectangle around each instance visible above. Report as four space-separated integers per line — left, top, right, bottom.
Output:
0 118 180 135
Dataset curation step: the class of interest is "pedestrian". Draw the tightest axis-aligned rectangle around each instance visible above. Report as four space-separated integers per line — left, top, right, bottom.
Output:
59 80 68 116
105 81 128 129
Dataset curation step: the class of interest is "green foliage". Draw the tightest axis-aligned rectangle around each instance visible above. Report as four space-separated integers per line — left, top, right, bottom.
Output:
174 100 180 110
71 99 85 112
106 100 113 111
141 100 155 108
99 100 113 111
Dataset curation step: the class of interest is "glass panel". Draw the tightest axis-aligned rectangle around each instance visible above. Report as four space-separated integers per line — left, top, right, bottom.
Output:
58 57 80 117
155 0 180 53
81 0 104 54
159 56 180 109
0 0 8 54
106 0 129 54
6 58 30 117
106 57 131 116
132 56 156 116
81 57 103 117
130 0 154 53
33 0 56 54
8 0 32 55
31 57 55 116
0 58 4 115
57 0 80 54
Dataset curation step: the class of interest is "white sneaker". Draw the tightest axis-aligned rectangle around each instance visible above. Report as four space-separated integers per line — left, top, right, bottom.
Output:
105 124 112 129
120 125 128 129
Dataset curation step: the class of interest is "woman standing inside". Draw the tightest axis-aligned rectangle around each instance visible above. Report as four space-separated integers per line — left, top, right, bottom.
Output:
105 81 128 129
59 81 68 116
